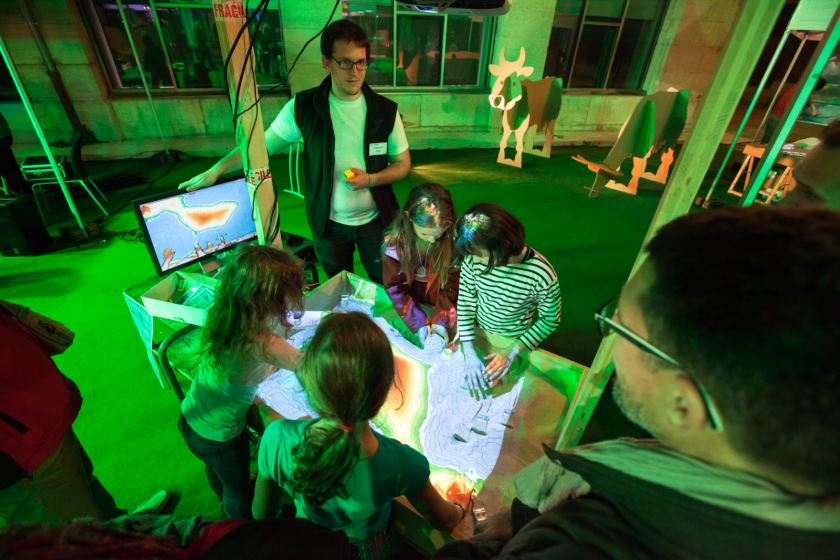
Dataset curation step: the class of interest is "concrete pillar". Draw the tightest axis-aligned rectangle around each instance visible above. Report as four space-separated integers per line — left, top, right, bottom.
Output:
655 0 744 124
489 0 555 80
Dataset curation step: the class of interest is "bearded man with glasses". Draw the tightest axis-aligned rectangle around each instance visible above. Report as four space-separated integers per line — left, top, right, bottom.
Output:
434 207 840 560
180 20 410 284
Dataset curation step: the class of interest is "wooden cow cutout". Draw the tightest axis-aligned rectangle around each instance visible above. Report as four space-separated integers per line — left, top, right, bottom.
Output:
489 47 563 168
573 89 689 196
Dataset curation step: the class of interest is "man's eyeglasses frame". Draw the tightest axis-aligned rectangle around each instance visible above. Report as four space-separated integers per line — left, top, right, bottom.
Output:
594 297 724 432
332 57 369 71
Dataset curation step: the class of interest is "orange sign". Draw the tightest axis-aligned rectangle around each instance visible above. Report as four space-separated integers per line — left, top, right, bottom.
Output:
212 0 246 21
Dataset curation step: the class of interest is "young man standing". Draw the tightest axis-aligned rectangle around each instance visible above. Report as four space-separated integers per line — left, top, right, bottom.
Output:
435 207 840 560
179 20 410 284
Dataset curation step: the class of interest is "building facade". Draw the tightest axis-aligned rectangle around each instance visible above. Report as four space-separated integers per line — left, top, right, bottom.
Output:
0 0 740 157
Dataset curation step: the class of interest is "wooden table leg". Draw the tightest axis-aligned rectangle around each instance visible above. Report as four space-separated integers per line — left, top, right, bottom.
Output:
728 154 751 196
777 167 793 200
744 155 754 193
756 168 788 205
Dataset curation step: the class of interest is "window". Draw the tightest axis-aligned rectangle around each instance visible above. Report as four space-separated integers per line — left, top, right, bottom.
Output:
345 1 394 85
344 1 494 88
544 0 668 90
83 0 288 91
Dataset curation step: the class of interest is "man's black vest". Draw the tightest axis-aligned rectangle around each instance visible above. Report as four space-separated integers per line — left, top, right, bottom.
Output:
293 76 400 238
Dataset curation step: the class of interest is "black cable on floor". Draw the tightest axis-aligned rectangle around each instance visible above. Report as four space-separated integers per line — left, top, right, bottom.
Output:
96 155 180 225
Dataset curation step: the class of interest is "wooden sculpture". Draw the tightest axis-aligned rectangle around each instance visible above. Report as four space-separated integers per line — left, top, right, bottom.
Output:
573 88 689 196
488 47 563 168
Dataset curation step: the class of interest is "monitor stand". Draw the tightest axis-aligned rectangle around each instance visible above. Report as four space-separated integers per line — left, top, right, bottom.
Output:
199 257 220 275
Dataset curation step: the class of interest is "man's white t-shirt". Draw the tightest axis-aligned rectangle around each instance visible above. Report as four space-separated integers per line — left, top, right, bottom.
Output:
270 94 409 227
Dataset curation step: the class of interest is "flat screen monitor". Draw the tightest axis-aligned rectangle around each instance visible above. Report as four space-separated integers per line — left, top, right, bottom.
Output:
133 178 257 276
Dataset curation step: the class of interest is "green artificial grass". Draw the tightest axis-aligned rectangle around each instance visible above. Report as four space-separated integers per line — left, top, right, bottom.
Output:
0 144 746 524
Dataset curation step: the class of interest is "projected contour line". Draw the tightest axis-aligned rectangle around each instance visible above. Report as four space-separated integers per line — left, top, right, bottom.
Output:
140 198 239 233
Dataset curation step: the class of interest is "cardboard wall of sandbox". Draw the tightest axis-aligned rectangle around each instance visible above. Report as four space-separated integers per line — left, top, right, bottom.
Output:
301 273 588 552
124 269 587 552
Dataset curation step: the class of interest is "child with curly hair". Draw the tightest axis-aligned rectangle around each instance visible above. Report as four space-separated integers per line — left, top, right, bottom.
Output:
179 245 306 519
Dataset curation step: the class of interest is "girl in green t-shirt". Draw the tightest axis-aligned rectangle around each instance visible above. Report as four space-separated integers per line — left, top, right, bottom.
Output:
253 312 470 559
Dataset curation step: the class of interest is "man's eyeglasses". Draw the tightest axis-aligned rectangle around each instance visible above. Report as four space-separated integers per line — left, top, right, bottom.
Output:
332 57 368 71
595 297 724 432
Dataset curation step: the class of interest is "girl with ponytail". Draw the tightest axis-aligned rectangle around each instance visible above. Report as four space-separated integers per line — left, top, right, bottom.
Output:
253 312 470 558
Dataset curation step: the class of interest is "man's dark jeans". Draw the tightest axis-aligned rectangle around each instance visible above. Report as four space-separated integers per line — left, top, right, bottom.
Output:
178 415 251 519
314 218 385 284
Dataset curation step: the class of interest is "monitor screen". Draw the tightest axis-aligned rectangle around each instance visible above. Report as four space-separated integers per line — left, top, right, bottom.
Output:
133 178 258 276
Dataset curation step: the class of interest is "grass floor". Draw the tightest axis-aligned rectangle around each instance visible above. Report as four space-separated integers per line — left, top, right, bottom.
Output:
0 144 750 525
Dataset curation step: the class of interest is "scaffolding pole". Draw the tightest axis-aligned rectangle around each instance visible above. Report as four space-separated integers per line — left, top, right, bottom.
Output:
211 0 279 246
702 31 790 204
750 33 808 144
0 33 87 236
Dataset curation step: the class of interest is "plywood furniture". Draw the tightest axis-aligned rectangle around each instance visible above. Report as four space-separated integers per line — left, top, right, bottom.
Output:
727 142 766 197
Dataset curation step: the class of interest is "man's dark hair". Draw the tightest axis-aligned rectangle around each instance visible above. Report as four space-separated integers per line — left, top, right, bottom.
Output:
815 77 827 91
641 207 840 492
455 203 526 273
320 19 370 60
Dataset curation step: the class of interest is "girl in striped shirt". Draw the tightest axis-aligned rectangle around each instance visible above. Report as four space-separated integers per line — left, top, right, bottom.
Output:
455 203 561 391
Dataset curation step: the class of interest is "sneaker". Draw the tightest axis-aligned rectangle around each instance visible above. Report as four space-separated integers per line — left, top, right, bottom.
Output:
131 490 170 515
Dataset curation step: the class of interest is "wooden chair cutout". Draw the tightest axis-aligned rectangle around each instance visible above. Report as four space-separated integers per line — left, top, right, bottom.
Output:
573 89 689 197
488 47 563 168
755 154 799 205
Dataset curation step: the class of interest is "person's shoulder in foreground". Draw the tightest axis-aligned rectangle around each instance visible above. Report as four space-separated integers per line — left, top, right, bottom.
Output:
435 206 840 560
786 119 840 210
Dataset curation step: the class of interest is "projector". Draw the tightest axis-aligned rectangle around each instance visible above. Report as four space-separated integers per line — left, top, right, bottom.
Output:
396 0 511 16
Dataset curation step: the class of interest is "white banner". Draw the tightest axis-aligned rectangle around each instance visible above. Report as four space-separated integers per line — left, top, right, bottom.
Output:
247 167 272 188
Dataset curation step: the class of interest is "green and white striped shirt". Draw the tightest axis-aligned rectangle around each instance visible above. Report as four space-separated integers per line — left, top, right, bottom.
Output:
457 247 561 350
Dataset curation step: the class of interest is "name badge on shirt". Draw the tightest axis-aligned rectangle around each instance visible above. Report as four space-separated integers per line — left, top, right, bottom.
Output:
369 142 387 156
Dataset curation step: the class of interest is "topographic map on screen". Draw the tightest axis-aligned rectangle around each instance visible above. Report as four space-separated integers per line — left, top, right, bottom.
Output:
258 299 522 497
140 179 257 271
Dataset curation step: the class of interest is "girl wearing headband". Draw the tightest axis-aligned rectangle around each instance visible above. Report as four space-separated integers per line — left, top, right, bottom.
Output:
253 312 469 558
382 183 460 337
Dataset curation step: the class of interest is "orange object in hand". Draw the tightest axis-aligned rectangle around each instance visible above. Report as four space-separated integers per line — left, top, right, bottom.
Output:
344 169 355 180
